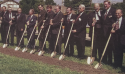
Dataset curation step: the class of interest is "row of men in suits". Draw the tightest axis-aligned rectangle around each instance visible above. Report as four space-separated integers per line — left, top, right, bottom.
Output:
88 1 125 67
0 1 124 67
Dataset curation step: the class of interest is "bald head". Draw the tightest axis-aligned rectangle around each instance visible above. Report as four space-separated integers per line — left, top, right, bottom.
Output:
116 9 123 19
94 3 100 12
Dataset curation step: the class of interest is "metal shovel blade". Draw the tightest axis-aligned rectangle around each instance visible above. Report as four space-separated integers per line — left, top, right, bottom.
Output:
87 57 95 65
94 63 102 69
30 50 36 54
3 44 8 48
22 48 28 53
51 52 57 58
59 55 65 61
15 47 20 51
38 51 45 56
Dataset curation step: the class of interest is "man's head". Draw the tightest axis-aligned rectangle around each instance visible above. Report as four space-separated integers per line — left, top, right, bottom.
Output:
29 9 34 15
104 1 111 10
2 6 6 12
94 3 100 12
8 7 12 13
47 5 52 13
17 8 22 14
79 4 85 13
54 6 61 13
116 9 123 19
67 7 72 15
38 4 43 10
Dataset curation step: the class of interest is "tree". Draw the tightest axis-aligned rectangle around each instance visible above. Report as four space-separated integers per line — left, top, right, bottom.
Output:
45 0 56 5
20 0 45 14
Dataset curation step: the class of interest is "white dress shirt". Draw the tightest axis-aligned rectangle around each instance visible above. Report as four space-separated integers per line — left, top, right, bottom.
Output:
117 17 122 28
67 13 72 20
105 7 111 15
95 10 101 20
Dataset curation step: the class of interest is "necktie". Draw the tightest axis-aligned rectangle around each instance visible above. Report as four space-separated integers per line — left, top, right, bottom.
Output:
67 15 70 22
104 10 107 20
115 20 119 30
76 14 81 22
9 13 11 20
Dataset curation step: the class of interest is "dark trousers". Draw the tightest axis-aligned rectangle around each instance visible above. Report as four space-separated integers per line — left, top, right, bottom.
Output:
65 34 74 56
92 28 104 60
16 29 24 46
38 28 46 50
27 28 35 48
10 26 15 45
74 35 86 58
4 25 10 44
1 24 5 43
50 33 62 54
113 34 123 67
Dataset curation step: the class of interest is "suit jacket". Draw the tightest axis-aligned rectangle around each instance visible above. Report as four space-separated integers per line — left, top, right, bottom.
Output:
63 14 76 37
1 11 8 26
114 18 125 45
101 7 116 37
51 11 63 34
5 11 16 27
44 10 55 30
88 11 103 37
26 15 37 30
73 12 88 38
38 9 46 27
16 13 26 31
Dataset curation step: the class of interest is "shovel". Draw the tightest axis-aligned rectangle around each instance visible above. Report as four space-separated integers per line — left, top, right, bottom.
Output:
3 21 12 48
51 18 63 58
22 21 38 53
59 22 74 61
87 18 97 65
94 27 114 69
38 25 51 56
30 20 45 54
15 26 27 51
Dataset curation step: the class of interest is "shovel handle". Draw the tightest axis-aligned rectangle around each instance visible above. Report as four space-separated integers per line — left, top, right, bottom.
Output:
41 25 51 51
90 26 94 57
99 28 114 63
63 22 74 55
6 24 11 44
53 18 63 52
33 22 45 49
18 26 27 47
26 21 37 48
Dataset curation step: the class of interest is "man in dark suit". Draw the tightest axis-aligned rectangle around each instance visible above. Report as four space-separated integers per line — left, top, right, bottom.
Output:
111 9 125 67
7 7 16 46
101 1 116 64
16 8 26 47
41 5 55 52
88 3 104 60
26 9 37 49
38 4 46 51
49 6 63 54
0 6 7 43
63 7 76 56
72 4 87 59
3 7 15 45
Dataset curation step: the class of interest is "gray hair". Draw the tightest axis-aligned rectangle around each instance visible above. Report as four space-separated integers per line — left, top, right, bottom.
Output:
79 4 85 9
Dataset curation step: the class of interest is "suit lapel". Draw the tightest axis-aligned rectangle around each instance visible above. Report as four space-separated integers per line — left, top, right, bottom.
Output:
120 18 124 29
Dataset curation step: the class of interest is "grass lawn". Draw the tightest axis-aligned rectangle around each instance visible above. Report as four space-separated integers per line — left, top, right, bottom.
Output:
0 53 81 74
0 28 124 74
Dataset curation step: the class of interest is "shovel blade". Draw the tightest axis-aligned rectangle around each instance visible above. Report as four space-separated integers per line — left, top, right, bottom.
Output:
38 51 45 56
87 57 95 65
30 50 36 54
22 48 28 53
59 55 65 61
94 63 102 69
51 52 57 58
15 47 20 51
3 44 8 48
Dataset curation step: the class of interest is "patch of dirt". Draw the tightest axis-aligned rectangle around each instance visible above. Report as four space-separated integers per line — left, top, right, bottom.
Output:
0 47 114 74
